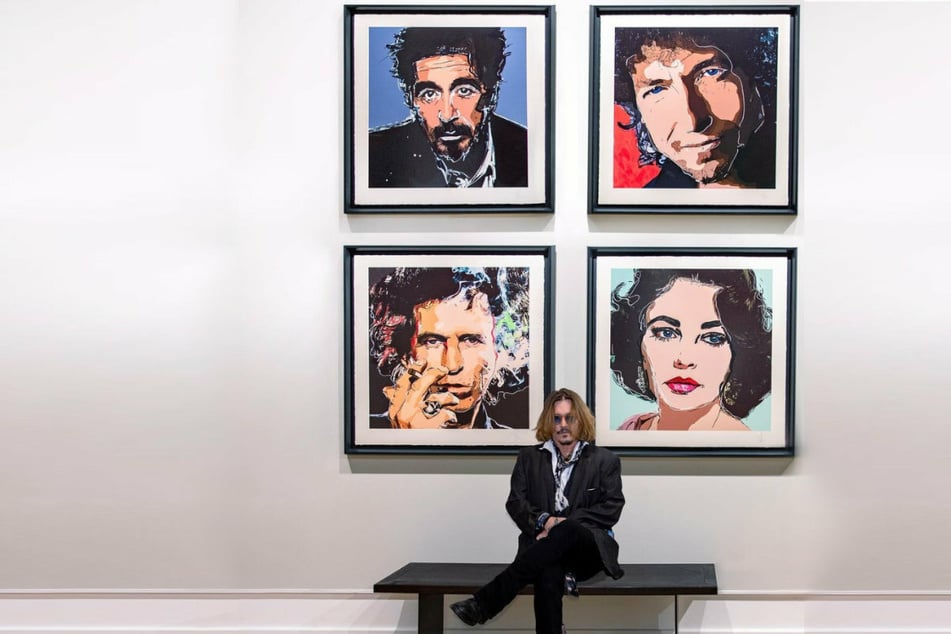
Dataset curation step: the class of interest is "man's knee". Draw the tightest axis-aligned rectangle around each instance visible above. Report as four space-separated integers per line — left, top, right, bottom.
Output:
547 519 588 546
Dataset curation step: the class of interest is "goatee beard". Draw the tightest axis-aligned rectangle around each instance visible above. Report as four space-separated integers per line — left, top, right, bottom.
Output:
432 123 476 162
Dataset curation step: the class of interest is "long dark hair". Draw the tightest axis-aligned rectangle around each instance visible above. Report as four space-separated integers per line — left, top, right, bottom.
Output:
610 269 772 418
534 388 596 442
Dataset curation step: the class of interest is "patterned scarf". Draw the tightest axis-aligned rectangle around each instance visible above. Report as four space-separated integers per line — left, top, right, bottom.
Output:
554 445 583 513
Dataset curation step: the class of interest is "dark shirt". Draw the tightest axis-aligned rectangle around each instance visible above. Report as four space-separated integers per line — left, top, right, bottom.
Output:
368 115 528 188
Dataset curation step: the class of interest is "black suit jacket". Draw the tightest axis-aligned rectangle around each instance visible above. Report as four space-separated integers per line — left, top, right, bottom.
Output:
367 115 528 188
505 443 625 579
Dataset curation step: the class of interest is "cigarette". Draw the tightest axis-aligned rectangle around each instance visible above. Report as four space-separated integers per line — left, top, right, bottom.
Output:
402 360 423 382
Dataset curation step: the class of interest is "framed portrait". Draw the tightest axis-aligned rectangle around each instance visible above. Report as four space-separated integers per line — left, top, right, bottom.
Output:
344 245 554 454
344 6 554 213
587 247 796 456
589 6 799 214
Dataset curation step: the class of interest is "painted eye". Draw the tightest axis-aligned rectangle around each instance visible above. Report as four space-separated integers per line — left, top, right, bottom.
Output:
455 85 479 99
642 85 665 98
700 332 728 346
697 67 728 82
650 327 679 341
417 89 439 104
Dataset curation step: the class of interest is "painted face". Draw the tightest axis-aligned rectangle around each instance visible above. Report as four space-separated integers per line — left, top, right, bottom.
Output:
641 278 733 412
631 42 744 184
412 292 496 412
412 53 486 162
552 398 580 451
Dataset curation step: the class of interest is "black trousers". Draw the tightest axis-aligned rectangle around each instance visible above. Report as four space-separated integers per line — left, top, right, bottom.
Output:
474 519 603 634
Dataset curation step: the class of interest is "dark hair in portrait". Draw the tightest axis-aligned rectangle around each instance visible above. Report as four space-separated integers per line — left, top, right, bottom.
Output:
389 27 509 111
614 27 778 188
610 269 772 419
368 266 531 424
534 388 597 443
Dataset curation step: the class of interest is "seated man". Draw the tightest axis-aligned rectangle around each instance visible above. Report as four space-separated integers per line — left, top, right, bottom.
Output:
451 388 625 633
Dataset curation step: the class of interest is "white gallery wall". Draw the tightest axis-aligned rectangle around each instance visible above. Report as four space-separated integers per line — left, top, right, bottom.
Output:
2 0 950 631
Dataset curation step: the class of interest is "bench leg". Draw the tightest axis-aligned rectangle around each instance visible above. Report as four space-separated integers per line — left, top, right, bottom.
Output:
418 593 444 634
673 595 679 634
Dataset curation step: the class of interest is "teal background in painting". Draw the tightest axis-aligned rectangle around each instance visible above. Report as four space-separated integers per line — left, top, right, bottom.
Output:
368 27 528 129
608 268 773 431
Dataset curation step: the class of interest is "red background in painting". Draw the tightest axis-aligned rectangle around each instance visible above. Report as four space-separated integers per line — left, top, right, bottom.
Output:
612 104 660 188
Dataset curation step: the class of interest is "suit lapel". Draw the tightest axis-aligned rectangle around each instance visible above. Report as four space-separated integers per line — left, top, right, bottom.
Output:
565 446 592 509
536 446 556 512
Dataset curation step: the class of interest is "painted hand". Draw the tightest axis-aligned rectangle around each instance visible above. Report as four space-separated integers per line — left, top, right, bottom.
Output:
382 359 460 429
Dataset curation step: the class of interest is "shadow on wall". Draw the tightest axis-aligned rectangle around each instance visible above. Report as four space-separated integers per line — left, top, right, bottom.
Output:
347 454 795 477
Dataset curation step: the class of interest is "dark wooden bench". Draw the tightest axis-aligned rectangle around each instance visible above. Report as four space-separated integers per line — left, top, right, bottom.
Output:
374 562 717 633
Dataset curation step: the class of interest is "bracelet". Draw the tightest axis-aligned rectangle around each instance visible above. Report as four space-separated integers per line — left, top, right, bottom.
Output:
536 512 551 530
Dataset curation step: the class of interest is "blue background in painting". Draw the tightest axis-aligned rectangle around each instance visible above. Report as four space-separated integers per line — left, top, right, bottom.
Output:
368 27 527 130
608 269 774 432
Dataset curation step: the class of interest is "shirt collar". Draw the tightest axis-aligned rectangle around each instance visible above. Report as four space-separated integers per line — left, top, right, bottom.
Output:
540 439 588 461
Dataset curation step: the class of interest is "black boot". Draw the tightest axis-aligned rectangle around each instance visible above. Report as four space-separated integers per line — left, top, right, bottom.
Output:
450 597 487 626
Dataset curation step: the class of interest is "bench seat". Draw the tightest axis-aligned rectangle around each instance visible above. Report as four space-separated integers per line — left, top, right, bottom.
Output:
374 562 717 633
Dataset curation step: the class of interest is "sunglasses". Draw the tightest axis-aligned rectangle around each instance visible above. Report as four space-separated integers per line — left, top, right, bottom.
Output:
553 414 577 425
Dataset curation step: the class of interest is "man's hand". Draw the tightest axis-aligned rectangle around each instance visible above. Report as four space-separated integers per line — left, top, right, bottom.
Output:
382 359 461 429
536 515 564 540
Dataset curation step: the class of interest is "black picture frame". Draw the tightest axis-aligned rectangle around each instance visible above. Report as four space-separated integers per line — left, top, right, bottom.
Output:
344 5 555 214
588 5 799 214
587 247 796 456
344 245 554 454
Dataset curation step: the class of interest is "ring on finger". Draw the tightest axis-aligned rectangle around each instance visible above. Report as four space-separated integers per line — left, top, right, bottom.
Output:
422 399 441 418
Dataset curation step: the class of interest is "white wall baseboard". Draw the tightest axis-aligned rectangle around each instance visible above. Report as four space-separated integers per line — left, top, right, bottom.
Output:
1 593 951 633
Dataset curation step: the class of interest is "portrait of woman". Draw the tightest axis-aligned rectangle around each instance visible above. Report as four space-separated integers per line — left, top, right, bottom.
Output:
610 269 772 431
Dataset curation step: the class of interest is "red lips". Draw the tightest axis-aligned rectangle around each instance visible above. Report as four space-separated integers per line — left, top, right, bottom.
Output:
665 377 699 395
